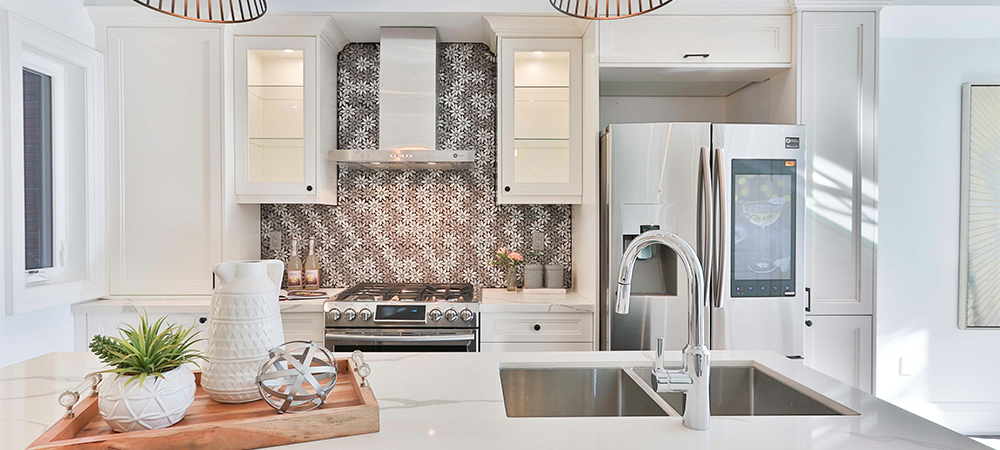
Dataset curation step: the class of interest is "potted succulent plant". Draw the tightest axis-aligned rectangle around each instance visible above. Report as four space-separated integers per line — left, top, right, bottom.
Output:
89 314 206 432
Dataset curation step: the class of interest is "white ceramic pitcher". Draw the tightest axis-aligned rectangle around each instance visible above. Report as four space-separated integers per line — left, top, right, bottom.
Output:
202 260 285 403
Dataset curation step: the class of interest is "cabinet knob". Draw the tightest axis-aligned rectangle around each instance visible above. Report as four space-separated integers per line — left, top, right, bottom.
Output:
306 185 313 192
504 186 511 192
805 320 813 327
533 324 541 331
199 317 208 324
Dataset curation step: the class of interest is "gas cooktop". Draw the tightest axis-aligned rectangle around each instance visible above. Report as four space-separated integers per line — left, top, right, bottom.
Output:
325 283 479 329
332 283 476 303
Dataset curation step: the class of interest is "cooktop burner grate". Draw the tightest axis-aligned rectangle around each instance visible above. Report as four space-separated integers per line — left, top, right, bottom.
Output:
334 283 475 303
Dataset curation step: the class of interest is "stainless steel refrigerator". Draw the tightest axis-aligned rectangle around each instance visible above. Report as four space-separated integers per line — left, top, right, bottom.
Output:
600 123 807 358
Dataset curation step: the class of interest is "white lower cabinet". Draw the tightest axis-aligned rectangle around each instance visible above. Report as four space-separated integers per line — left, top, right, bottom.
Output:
85 312 211 352
78 310 324 352
481 342 592 352
480 312 594 351
280 312 325 344
804 315 873 393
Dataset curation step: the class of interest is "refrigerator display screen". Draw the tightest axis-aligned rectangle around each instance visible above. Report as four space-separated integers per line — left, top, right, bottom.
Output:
731 159 796 297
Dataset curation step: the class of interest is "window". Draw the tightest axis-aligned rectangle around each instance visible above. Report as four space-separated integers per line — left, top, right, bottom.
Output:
19 58 67 285
22 68 54 272
2 10 105 315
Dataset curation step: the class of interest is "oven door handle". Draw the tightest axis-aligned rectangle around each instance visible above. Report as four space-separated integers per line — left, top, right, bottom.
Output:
325 330 477 343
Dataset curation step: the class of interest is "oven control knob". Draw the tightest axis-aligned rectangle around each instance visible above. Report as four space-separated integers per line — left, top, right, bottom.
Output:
429 308 443 322
460 308 474 323
327 308 342 321
344 308 357 321
444 308 458 322
359 308 373 321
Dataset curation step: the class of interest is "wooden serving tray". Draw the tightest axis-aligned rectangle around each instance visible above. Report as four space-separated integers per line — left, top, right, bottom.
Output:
28 358 379 450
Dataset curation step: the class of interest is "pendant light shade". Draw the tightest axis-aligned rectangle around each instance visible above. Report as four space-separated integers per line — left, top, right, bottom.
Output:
549 0 675 20
131 0 267 23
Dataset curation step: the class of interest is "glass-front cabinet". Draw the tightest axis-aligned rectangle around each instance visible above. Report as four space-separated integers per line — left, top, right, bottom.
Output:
235 35 337 204
498 38 582 204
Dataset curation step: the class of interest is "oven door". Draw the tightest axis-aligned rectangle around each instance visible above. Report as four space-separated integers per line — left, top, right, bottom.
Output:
325 329 478 353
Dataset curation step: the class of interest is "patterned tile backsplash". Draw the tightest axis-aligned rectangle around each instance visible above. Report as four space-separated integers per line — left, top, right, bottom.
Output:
261 43 572 289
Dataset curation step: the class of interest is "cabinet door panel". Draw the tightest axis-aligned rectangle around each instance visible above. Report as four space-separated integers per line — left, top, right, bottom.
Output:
481 342 593 352
107 28 222 295
498 38 583 203
235 37 316 196
801 12 877 315
804 315 873 393
599 15 792 65
481 312 593 343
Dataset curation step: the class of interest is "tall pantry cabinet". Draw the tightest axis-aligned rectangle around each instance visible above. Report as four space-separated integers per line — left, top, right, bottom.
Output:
798 11 878 394
92 14 258 297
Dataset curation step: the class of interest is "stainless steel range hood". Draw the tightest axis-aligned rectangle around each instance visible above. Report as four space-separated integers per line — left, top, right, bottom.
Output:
329 27 476 170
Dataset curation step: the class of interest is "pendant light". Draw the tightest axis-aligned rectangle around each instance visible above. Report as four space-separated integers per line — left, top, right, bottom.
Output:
549 0 675 20
131 0 267 23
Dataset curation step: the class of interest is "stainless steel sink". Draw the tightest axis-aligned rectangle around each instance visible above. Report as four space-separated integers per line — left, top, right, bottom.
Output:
499 365 853 418
499 367 674 417
637 365 847 416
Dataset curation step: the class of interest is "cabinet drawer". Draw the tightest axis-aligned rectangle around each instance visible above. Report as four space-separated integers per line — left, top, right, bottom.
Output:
281 312 324 344
480 342 593 352
481 312 593 343
599 15 791 66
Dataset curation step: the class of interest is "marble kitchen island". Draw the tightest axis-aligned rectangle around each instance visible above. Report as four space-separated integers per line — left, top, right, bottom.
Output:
1 350 986 450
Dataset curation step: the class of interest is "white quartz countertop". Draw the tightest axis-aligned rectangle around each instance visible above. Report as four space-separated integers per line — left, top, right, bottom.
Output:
2 350 986 450
480 288 595 313
70 290 345 315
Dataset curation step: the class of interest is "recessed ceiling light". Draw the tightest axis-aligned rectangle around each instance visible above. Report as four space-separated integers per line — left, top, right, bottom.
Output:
283 49 294 53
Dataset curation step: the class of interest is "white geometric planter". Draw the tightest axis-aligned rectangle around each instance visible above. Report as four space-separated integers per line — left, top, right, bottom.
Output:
97 365 196 433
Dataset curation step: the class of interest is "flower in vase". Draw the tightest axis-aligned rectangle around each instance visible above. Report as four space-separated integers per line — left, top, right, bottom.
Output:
510 252 523 262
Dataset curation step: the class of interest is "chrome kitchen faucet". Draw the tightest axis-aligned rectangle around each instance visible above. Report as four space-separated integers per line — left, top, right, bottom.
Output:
615 229 711 430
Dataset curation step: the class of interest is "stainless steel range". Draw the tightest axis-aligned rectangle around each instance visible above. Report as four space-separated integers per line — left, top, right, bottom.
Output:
323 283 479 353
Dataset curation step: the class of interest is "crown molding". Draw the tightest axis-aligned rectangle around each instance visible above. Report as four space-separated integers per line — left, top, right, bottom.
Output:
231 14 349 51
482 14 589 52
791 0 894 12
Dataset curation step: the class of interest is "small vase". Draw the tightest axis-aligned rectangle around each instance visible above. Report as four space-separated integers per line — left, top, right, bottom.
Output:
506 266 518 292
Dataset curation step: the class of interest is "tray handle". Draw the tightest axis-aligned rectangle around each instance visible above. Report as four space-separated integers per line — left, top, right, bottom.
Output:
58 373 102 419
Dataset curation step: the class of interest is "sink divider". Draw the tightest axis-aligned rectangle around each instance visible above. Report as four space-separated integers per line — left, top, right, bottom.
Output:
623 368 681 417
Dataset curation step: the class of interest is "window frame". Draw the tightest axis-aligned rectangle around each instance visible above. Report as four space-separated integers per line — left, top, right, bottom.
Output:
21 57 68 285
1 9 106 315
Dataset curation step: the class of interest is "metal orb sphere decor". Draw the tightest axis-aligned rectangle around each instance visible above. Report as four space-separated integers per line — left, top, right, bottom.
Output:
549 0 675 20
131 0 267 24
255 341 337 414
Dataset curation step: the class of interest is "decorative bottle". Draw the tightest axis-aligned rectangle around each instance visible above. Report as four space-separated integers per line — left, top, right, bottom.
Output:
287 237 303 289
304 237 320 290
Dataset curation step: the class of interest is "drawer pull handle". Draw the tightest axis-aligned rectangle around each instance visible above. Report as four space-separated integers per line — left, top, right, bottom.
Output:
533 324 541 331
199 317 208 324
683 53 710 59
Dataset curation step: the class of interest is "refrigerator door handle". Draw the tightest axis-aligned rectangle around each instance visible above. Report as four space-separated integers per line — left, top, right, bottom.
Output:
712 147 726 308
697 147 713 278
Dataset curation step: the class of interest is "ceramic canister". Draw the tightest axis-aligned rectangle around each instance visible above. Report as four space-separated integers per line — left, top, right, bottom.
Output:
201 260 285 403
544 264 564 289
523 264 544 289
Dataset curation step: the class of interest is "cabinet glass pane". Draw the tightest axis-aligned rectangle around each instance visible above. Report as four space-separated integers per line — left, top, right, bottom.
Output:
247 49 304 183
514 139 570 184
514 51 570 87
514 87 569 139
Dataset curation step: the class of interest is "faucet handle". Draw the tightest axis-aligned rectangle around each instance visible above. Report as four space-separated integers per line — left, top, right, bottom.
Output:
652 368 694 394
656 337 665 371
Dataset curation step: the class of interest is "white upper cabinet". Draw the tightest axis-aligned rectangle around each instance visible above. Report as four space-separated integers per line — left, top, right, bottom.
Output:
498 38 583 204
234 35 337 204
106 27 224 296
599 15 792 66
800 12 877 315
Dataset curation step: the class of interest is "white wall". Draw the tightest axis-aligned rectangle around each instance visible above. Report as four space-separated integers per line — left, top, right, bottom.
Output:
877 4 1000 434
599 96 727 130
0 0 95 367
